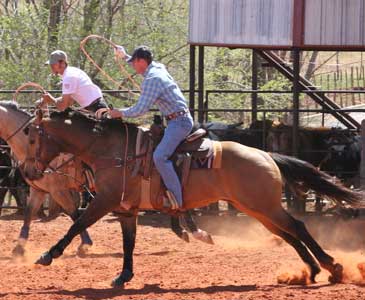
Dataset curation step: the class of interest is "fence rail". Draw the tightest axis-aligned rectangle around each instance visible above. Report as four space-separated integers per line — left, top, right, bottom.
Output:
1 89 365 215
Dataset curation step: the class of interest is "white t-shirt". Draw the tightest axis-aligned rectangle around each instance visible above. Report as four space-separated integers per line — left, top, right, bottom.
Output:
62 66 103 107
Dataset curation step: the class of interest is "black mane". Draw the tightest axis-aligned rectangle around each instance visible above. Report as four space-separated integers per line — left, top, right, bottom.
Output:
49 108 139 130
0 100 31 117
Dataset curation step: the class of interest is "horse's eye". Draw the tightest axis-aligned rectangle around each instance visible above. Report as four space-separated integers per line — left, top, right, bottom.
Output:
23 127 29 135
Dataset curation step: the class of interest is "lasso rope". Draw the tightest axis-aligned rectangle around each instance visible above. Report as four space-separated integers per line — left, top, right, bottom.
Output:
13 82 46 102
80 34 140 93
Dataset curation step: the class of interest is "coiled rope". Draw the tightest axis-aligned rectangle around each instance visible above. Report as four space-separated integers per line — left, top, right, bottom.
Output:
80 34 140 93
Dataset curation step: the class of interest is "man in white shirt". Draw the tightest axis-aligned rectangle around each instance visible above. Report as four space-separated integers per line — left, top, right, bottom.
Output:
41 50 107 112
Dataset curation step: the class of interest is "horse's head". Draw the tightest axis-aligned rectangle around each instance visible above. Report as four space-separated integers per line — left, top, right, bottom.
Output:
23 109 61 180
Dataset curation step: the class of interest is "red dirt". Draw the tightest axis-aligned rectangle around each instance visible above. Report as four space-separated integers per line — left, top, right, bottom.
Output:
1 213 365 299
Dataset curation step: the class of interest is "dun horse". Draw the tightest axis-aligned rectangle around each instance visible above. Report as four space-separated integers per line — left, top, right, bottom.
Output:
0 101 209 257
23 108 363 286
0 101 95 255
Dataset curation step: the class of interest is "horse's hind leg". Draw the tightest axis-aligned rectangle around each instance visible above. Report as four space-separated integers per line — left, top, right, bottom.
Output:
170 211 214 244
267 208 343 283
171 215 189 242
181 211 214 245
259 218 320 283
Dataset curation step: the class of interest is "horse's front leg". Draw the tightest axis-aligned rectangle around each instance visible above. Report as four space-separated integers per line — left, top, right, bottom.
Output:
12 188 46 256
0 180 8 216
47 189 93 256
67 190 93 255
112 213 137 287
35 193 113 266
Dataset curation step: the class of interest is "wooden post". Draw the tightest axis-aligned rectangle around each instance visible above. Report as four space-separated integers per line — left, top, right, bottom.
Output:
357 67 360 103
340 70 343 106
333 73 337 103
363 66 365 103
198 46 205 123
251 50 258 122
360 120 365 189
351 67 355 105
189 45 196 120
345 70 349 107
292 49 300 157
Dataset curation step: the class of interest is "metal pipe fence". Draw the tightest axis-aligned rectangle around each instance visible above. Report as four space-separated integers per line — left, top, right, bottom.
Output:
1 89 365 214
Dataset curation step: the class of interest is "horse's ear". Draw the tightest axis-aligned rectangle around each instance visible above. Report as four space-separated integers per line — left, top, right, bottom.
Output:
35 109 43 124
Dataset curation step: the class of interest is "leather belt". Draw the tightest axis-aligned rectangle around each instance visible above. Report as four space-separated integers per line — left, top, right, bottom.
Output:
165 109 189 121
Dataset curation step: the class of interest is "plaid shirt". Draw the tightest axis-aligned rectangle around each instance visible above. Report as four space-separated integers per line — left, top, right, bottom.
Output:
120 62 188 118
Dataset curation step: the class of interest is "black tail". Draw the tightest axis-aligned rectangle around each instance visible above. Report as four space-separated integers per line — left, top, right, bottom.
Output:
270 153 363 207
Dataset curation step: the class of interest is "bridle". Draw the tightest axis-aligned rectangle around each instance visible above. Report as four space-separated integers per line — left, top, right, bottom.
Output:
4 116 34 143
25 122 52 176
25 120 94 176
26 113 149 207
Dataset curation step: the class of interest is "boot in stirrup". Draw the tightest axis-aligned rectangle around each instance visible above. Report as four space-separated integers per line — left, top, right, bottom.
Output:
165 190 180 210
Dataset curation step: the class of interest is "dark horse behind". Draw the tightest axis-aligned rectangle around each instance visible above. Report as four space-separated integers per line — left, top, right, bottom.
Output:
266 122 361 213
0 139 28 215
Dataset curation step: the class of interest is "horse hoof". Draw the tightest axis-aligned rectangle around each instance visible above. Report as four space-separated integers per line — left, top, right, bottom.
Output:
310 265 321 283
111 269 134 287
328 263 343 284
205 234 215 245
77 244 91 257
35 252 53 266
193 230 215 245
12 244 25 257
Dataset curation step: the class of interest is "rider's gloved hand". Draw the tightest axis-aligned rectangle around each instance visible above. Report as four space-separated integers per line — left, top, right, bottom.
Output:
35 99 44 108
95 108 123 119
95 108 110 119
109 109 124 119
42 92 53 103
35 96 49 108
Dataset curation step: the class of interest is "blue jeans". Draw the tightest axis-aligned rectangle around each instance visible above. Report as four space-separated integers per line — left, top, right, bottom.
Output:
153 115 194 206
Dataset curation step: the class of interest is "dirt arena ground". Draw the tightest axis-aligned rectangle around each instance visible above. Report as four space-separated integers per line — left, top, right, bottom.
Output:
1 212 365 300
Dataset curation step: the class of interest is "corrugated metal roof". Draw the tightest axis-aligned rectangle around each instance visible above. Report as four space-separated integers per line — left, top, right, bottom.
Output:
189 0 365 49
189 0 293 46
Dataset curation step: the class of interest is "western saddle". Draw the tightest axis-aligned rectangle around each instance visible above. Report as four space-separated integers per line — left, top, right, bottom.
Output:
132 116 217 211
